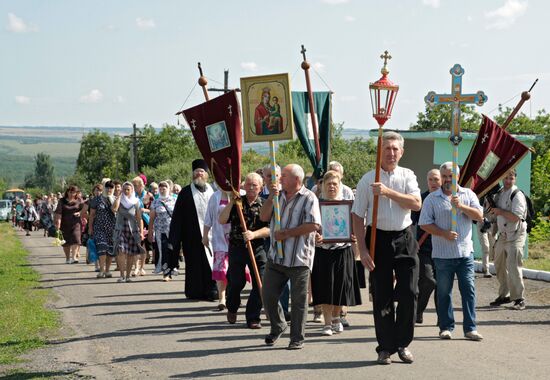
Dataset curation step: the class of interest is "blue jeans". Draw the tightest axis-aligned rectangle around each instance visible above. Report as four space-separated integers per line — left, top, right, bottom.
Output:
433 255 477 334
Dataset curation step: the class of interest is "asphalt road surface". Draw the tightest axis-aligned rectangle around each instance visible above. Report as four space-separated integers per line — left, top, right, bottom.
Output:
3 231 550 379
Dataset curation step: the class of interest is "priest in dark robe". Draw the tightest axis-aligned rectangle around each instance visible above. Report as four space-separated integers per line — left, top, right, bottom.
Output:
169 159 218 301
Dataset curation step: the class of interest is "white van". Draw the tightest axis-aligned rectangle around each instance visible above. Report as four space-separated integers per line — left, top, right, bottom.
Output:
0 199 12 221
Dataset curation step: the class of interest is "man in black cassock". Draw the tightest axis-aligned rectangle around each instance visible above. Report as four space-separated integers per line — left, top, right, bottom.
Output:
169 159 218 301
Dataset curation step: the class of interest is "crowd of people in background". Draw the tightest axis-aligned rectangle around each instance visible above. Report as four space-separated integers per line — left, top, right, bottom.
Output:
11 131 530 364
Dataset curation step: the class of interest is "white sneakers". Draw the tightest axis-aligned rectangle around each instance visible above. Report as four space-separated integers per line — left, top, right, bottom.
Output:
464 330 483 341
439 330 483 341
321 326 333 336
321 319 344 336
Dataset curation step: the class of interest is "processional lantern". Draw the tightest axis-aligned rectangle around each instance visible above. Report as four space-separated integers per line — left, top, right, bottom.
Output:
369 51 399 127
367 51 399 262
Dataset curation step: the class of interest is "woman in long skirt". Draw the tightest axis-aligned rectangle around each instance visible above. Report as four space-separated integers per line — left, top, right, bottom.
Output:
89 181 117 278
112 182 144 282
54 186 83 263
311 170 362 336
148 181 176 281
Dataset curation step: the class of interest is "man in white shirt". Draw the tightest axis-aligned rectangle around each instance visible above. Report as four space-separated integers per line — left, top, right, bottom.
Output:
490 169 528 310
352 131 421 365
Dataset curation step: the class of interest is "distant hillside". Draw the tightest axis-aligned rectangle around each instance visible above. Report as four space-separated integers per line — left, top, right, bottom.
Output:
0 125 372 186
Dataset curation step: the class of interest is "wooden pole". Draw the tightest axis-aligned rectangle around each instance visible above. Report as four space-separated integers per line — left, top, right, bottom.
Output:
501 79 538 130
368 125 384 261
269 141 284 259
300 45 322 166
197 62 262 292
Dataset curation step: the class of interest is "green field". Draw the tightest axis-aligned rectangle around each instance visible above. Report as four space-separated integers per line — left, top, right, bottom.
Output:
0 138 79 186
0 223 60 365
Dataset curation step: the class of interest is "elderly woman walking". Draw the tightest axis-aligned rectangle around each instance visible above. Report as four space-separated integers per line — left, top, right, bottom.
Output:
113 182 144 283
148 181 176 281
89 181 117 279
311 170 362 336
54 186 83 263
22 199 39 236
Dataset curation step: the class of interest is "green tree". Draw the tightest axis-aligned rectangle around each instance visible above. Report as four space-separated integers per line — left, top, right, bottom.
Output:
23 152 56 191
410 104 482 132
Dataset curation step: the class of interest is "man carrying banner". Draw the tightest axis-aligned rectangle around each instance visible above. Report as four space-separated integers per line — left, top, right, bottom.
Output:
169 159 217 301
490 169 527 310
220 172 270 328
260 164 321 350
419 162 484 342
352 131 421 365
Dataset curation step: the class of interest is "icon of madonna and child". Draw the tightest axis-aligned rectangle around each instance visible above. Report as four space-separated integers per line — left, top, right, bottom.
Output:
254 87 285 136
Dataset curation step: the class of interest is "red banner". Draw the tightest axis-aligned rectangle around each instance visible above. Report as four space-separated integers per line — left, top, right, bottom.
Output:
182 91 242 192
459 115 530 197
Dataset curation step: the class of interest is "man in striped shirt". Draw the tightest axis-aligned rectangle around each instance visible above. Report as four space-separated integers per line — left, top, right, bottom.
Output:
352 131 422 365
419 162 484 342
260 164 321 350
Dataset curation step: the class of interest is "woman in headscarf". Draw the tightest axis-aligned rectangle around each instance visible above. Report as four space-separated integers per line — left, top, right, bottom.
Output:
54 185 83 263
148 180 177 281
89 180 117 278
112 181 144 282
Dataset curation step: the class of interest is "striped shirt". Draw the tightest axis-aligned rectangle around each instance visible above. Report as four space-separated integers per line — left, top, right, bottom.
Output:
419 186 482 259
268 186 321 269
352 166 421 231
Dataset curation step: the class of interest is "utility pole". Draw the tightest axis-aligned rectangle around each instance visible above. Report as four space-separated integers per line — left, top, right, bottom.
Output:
123 123 144 174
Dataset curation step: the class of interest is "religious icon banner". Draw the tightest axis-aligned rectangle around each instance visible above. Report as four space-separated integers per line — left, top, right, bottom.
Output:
181 90 242 192
292 91 332 178
459 115 530 198
240 73 294 143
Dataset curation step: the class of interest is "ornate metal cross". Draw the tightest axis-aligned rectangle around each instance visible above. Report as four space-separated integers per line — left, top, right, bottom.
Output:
424 64 487 232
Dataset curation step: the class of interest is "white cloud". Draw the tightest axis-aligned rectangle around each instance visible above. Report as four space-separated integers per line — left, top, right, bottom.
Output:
115 95 125 103
6 13 37 33
422 0 441 8
467 15 473 22
322 0 349 4
15 95 30 104
485 0 527 29
80 89 104 104
313 62 325 72
344 15 356 22
136 17 155 30
240 62 258 71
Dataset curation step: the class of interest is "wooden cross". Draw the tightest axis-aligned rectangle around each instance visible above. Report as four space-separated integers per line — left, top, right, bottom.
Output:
424 64 487 232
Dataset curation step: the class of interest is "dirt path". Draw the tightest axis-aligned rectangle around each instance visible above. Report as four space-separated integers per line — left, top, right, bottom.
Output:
2 231 550 379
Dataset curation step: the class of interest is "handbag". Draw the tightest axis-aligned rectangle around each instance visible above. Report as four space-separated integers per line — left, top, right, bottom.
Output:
87 238 98 263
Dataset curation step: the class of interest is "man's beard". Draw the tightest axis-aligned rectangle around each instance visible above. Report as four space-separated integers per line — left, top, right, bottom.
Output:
443 182 452 192
193 177 207 188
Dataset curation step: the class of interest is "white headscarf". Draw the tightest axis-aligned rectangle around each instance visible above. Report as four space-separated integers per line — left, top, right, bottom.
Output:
158 180 171 202
120 181 139 209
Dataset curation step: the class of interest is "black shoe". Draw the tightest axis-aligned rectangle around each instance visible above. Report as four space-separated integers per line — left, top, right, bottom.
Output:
247 321 262 329
264 325 287 346
340 316 350 328
284 312 291 322
490 296 511 306
287 341 304 350
416 315 423 324
512 299 525 310
377 351 392 365
397 347 414 363
227 311 237 324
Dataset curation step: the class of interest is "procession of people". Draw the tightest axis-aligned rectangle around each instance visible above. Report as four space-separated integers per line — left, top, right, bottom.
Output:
13 127 534 366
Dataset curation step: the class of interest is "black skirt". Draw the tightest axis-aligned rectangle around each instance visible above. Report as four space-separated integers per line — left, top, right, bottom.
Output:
311 245 362 307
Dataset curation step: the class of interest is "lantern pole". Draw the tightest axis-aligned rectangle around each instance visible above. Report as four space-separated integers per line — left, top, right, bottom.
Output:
368 51 398 262
300 45 322 166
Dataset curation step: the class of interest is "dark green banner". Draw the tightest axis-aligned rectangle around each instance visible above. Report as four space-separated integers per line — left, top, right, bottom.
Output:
291 91 331 179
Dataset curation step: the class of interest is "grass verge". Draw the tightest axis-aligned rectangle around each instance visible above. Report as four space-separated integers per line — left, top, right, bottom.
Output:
0 223 59 365
525 240 550 272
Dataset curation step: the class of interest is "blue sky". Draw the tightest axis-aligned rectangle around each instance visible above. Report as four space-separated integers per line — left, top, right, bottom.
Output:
1 0 548 130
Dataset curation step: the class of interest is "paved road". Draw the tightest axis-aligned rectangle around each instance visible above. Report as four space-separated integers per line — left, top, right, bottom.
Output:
3 231 550 379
